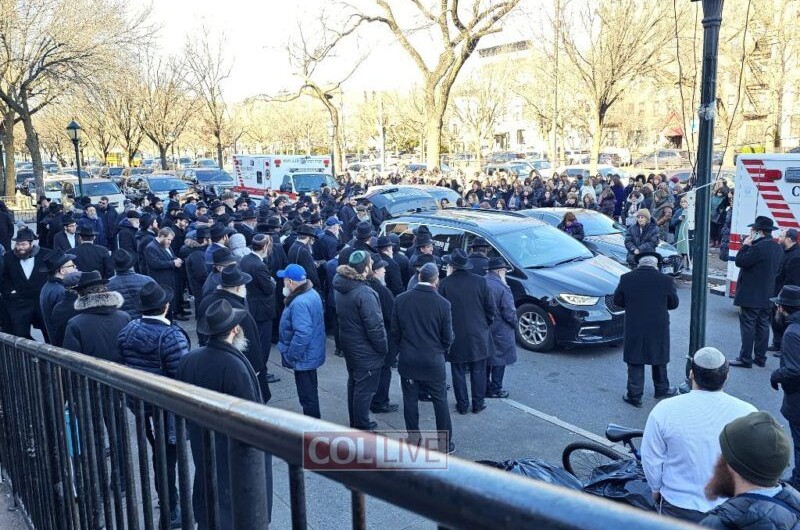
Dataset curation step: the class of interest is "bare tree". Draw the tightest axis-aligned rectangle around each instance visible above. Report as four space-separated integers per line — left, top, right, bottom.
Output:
452 67 510 164
185 28 231 169
0 0 150 191
353 0 521 168
106 70 145 166
559 0 674 171
136 53 199 170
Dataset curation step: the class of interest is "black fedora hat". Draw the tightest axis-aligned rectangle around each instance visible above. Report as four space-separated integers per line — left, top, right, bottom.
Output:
242 209 257 220
12 227 36 242
112 249 136 271
62 214 77 226
39 249 75 272
487 257 511 271
195 226 211 240
212 247 236 267
772 285 800 307
209 223 228 239
197 299 248 336
469 237 490 249
749 216 778 232
219 264 252 287
414 253 436 268
633 250 664 265
75 270 108 291
77 224 96 238
376 235 392 249
136 281 173 312
297 225 318 238
355 222 373 240
415 235 433 248
443 249 472 270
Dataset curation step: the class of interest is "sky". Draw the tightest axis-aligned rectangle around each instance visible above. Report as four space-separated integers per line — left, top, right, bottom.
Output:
146 0 544 102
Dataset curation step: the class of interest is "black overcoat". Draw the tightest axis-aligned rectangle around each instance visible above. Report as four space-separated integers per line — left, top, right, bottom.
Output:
734 236 783 308
437 269 495 363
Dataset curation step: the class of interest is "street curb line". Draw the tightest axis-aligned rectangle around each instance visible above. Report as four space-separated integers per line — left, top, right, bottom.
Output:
502 398 628 456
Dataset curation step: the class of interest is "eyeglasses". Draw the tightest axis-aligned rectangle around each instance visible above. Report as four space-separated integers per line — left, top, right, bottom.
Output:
61 263 76 271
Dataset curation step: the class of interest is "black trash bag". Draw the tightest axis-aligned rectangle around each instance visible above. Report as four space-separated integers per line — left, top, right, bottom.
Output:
582 459 655 511
478 458 583 490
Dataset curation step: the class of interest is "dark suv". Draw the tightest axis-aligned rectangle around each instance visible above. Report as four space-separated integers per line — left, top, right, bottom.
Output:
382 209 628 352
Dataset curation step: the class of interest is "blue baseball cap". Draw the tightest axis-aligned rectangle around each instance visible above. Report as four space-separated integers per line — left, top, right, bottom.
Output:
326 216 343 227
277 264 307 282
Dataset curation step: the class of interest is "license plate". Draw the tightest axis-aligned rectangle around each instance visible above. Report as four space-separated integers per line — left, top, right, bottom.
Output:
661 265 674 274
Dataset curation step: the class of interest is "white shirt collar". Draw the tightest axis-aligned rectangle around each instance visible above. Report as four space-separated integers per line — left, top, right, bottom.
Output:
142 315 171 325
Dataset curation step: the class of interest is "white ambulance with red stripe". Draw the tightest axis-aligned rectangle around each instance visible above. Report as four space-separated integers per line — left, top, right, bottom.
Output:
231 154 337 199
726 154 800 296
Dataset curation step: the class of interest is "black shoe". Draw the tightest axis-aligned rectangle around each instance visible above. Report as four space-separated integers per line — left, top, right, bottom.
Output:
774 351 782 358
447 443 456 454
456 407 469 415
768 345 781 352
654 387 679 400
419 394 433 402
622 395 642 408
173 314 190 321
169 506 181 529
754 357 767 367
730 359 753 368
364 421 378 431
486 390 510 399
370 403 399 414
472 403 487 414
334 349 344 358
265 373 281 384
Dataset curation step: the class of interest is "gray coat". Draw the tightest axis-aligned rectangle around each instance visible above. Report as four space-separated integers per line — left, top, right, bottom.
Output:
486 273 517 366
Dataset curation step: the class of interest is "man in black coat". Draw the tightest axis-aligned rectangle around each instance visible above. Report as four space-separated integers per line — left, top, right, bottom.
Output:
144 228 186 321
466 237 491 276
183 226 210 313
288 225 321 292
50 272 80 347
313 216 342 261
73 224 114 279
376 236 404 297
96 196 119 249
116 209 140 259
389 233 411 287
367 257 399 414
437 249 495 415
771 228 800 355
391 262 454 453
136 213 158 275
1 227 49 339
613 251 679 407
333 251 388 430
176 300 272 529
53 214 78 253
234 209 257 245
239 234 280 384
732 216 783 368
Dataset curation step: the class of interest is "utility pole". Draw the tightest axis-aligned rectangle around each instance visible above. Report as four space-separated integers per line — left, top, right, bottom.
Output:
550 0 561 165
687 0 725 374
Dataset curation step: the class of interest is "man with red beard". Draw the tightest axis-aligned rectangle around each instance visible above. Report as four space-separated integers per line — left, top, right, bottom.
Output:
1 227 49 339
701 412 799 529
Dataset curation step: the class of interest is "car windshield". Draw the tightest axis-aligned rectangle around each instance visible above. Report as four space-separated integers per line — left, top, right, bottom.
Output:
82 182 121 196
531 160 551 170
494 225 593 268
292 173 329 192
576 213 626 236
195 170 233 182
106 167 124 176
149 178 188 192
44 181 63 192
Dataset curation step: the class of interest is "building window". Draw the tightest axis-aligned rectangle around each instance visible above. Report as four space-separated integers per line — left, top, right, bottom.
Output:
516 129 525 145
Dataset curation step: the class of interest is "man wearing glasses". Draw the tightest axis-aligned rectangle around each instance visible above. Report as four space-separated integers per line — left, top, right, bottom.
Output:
39 249 77 342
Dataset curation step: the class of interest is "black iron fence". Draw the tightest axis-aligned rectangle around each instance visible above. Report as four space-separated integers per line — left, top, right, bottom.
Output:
0 333 697 529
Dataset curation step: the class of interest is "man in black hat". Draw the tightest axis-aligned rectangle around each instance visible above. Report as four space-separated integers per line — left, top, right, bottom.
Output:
351 221 376 253
119 281 190 528
116 209 140 257
53 214 78 252
43 201 65 249
234 209 258 245
408 232 439 276
732 215 783 368
614 251 679 407
182 226 211 313
79 203 106 247
376 235 404 296
389 233 411 287
145 227 186 321
438 249 495 414
313 216 342 262
203 247 237 299
467 237 491 276
50 272 81 347
485 257 517 398
108 249 155 319
73 224 114 278
288 224 321 292
769 285 800 489
770 228 800 355
136 213 159 275
177 299 272 529
204 222 232 265
39 249 77 341
36 196 51 246
259 216 288 280
407 253 436 291
1 227 49 338
367 255 400 414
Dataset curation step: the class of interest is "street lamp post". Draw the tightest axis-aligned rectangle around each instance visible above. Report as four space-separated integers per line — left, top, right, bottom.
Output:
66 120 84 196
687 0 725 374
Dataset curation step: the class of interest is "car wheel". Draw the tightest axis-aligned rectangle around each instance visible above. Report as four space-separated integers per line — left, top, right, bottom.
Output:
516 303 555 352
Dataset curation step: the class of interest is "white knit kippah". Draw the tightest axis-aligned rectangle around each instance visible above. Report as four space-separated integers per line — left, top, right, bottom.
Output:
693 347 727 369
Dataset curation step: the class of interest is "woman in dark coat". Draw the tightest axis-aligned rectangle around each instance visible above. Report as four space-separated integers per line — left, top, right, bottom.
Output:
624 209 660 266
557 212 585 242
0 201 14 252
485 260 517 399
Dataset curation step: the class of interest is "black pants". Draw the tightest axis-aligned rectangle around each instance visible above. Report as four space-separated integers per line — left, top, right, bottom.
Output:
326 305 341 351
626 364 669 400
256 319 273 370
372 351 396 409
451 360 487 412
739 306 771 363
487 365 506 394
790 422 800 489
772 305 785 349
347 369 381 429
401 378 452 449
659 498 706 523
294 369 321 419
144 414 178 514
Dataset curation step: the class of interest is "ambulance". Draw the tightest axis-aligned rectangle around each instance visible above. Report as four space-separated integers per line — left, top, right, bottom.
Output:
726 154 800 296
231 154 338 199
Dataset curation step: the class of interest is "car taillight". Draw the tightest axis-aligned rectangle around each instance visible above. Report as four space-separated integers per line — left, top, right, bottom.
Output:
323 159 330 167
274 159 281 167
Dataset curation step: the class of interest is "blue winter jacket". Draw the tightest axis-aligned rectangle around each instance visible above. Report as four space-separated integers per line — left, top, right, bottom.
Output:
108 270 154 319
278 283 326 371
118 317 191 378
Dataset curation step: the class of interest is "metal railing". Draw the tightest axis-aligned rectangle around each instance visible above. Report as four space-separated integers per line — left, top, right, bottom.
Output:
0 333 697 530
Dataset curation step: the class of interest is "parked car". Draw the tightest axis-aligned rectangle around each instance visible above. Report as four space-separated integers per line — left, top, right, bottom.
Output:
382 209 627 352
633 149 689 169
484 161 536 179
528 159 553 179
362 185 460 218
488 151 526 164
192 158 218 168
520 208 684 276
61 169 92 178
125 174 193 202
61 178 125 209
663 167 735 188
182 168 235 198
554 165 627 183
100 166 125 178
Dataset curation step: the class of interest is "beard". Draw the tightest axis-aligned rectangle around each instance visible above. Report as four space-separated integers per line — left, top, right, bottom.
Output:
231 327 249 353
705 456 736 500
14 247 32 259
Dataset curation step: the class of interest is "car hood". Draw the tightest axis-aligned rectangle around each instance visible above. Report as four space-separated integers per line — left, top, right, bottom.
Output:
526 255 626 297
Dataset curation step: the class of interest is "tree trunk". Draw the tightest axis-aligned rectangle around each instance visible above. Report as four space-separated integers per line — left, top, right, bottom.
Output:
773 86 783 150
423 86 445 169
216 131 224 169
3 111 15 196
159 145 168 170
21 113 44 196
590 109 603 175
128 147 136 166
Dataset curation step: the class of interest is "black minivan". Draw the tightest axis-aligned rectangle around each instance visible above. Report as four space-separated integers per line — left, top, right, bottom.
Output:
382 209 628 352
